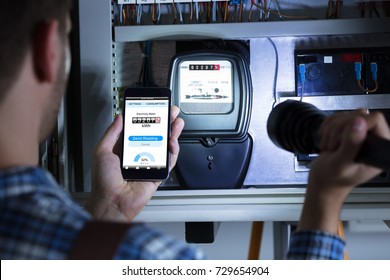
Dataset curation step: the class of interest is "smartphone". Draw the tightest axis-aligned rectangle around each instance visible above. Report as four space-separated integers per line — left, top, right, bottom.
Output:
121 87 171 181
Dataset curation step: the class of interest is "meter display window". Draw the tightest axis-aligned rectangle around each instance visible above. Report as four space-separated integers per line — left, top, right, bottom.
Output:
178 60 234 114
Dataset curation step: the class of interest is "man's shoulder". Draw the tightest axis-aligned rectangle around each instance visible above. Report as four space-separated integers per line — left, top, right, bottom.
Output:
0 165 66 198
0 165 53 188
0 166 91 259
0 165 88 217
115 223 207 260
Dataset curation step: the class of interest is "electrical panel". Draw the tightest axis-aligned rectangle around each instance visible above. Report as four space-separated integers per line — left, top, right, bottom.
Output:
76 0 390 223
295 48 390 97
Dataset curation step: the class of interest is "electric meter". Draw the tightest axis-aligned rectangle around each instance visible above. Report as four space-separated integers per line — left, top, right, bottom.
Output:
169 51 252 140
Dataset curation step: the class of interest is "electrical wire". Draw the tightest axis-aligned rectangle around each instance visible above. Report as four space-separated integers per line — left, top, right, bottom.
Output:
206 2 212 23
267 38 279 108
231 4 238 22
238 0 244 22
248 2 254 22
224 1 229 23
119 0 322 26
251 2 316 20
195 1 200 23
223 1 229 22
136 4 143 25
157 3 161 24
152 4 157 24
265 0 271 19
137 41 155 87
300 81 304 101
269 0 283 20
259 0 265 21
189 1 193 23
358 80 379 94
369 1 380 18
212 1 217 23
126 4 131 24
199 2 204 21
355 62 379 94
327 0 333 19
172 3 178 24
130 5 136 25
120 4 124 24
327 0 341 19
336 0 341 18
177 3 184 24
298 64 306 102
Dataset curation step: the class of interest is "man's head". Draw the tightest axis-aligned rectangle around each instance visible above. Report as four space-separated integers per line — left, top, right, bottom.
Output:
0 0 72 141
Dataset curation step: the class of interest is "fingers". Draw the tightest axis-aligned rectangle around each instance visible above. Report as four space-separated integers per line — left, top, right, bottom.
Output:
95 115 123 155
319 113 342 151
335 116 367 162
171 106 180 123
319 110 390 171
364 111 390 140
169 116 185 171
319 110 381 151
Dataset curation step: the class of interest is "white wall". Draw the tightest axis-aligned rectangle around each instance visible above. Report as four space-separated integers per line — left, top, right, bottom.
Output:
149 221 390 260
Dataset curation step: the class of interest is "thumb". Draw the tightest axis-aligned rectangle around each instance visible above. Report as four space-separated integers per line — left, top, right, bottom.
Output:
95 115 123 154
336 116 367 162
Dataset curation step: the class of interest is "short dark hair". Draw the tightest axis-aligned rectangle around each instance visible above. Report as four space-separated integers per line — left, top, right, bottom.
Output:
0 0 72 100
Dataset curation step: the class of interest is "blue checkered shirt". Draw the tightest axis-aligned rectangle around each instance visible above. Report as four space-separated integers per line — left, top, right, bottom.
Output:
0 166 205 260
286 230 345 260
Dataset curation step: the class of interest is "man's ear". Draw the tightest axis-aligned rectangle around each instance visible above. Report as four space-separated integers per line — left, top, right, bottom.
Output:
32 21 60 83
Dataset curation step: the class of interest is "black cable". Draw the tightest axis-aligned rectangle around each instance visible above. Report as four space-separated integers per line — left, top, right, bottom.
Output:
142 41 154 87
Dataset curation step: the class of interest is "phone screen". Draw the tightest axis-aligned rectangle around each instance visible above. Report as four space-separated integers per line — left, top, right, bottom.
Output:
121 88 171 180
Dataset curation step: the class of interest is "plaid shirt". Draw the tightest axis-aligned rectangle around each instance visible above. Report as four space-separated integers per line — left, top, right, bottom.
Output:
0 166 205 260
286 230 345 260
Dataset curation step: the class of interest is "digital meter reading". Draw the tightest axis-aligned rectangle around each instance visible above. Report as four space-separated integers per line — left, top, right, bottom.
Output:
178 60 233 114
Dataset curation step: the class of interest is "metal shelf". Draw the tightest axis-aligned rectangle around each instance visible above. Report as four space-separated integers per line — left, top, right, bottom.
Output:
115 18 390 42
279 94 390 111
73 187 390 222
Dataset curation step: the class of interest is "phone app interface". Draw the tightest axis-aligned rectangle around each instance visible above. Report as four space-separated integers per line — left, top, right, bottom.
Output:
123 97 169 170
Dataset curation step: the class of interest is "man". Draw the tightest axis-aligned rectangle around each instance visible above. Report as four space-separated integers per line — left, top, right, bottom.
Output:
287 110 390 259
0 0 204 259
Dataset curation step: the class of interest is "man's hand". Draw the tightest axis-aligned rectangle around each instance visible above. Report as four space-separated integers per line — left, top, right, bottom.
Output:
298 110 390 234
85 106 184 222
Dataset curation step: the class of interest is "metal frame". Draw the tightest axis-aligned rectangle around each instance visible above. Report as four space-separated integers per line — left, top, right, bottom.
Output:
115 18 390 42
78 0 114 191
73 187 390 222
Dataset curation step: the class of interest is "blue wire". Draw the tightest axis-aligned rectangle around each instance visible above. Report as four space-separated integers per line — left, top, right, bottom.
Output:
354 62 362 81
371 62 378 81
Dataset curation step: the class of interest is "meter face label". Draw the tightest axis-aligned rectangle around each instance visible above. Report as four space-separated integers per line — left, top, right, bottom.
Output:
178 59 233 114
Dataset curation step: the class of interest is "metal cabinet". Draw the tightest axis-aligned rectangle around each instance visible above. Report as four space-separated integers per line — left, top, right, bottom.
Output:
73 0 390 222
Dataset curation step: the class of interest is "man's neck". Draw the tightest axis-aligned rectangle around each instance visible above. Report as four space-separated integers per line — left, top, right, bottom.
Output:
0 87 40 169
0 124 39 170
